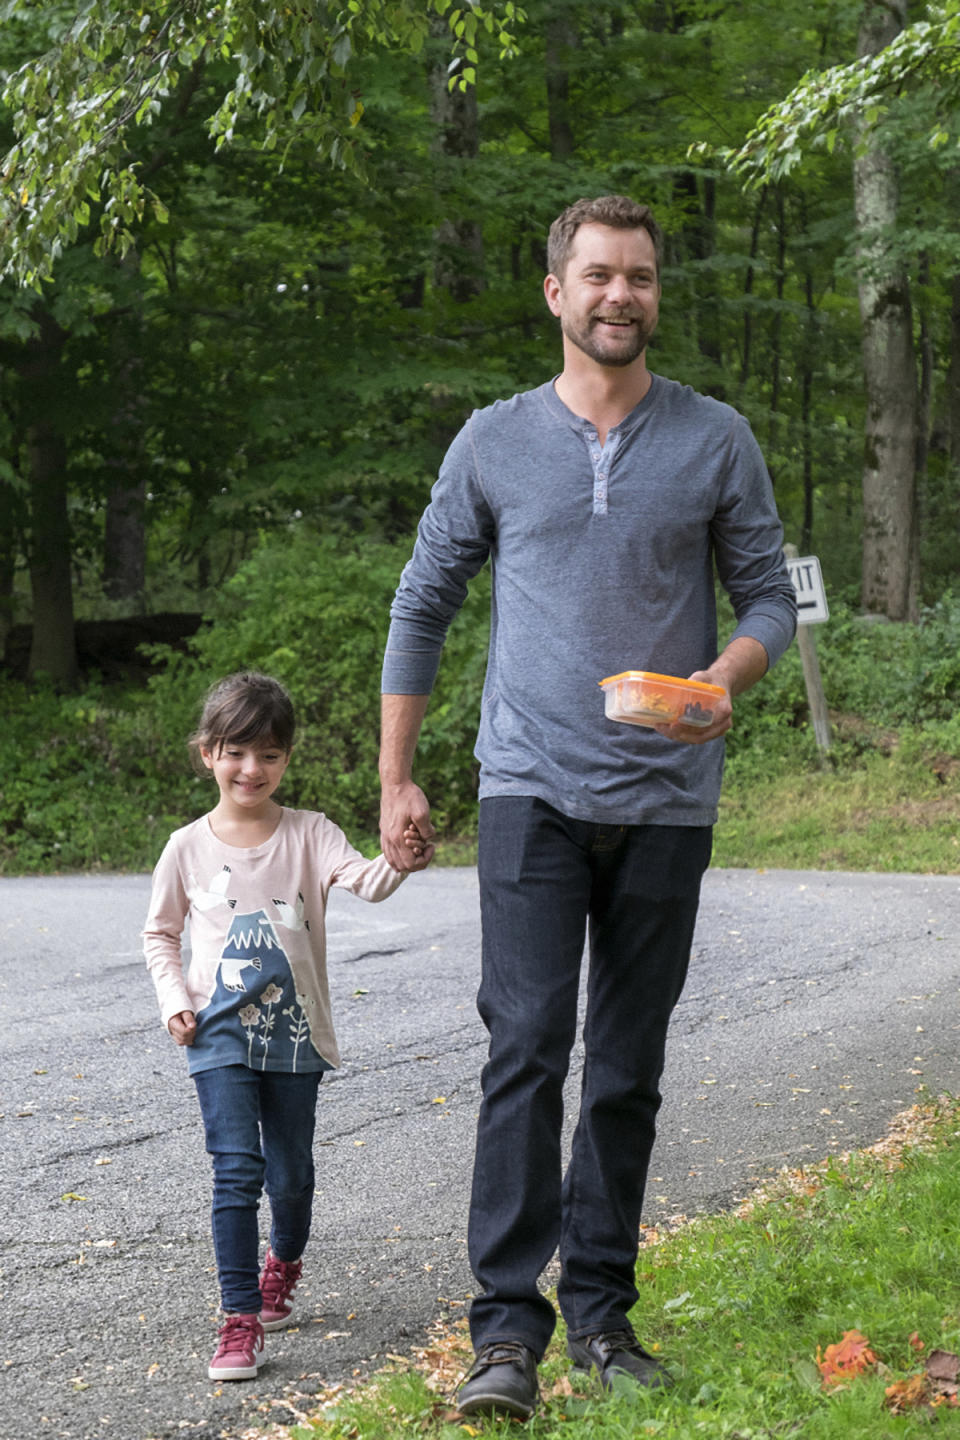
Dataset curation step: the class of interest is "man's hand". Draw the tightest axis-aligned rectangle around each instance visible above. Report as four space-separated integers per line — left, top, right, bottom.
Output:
654 636 770 746
168 1011 197 1046
380 779 436 872
654 680 732 744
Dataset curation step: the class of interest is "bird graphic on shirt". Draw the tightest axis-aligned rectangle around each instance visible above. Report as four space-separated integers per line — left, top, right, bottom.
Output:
188 865 237 913
273 892 309 932
218 908 282 992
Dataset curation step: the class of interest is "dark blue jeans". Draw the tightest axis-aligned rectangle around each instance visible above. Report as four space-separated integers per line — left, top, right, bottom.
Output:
194 1066 322 1313
469 797 711 1358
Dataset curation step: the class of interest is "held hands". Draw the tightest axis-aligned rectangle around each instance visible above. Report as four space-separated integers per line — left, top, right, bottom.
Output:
168 1010 197 1046
381 780 436 872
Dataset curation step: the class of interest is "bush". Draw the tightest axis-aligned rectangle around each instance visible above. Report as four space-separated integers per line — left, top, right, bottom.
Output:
1 526 492 873
142 525 491 848
722 588 960 774
0 680 185 872
3 547 959 875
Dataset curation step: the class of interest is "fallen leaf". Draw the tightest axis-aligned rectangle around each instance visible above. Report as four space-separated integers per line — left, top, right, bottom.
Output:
146 1362 160 1379
432 1097 447 1105
816 1329 877 1387
61 1192 88 1203
545 1374 574 1398
927 1350 960 1384
885 1374 930 1412
909 1332 925 1352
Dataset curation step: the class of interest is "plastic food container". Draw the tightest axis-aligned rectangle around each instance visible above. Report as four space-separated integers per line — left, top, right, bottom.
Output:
599 671 726 729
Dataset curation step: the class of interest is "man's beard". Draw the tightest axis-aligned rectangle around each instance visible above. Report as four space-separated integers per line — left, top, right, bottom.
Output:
562 312 656 368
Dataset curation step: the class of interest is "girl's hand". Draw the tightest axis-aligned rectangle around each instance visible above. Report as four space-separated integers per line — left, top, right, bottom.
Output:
168 1010 197 1046
403 822 435 865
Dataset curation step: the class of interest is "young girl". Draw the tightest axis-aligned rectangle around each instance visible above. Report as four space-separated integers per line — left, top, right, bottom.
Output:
144 671 420 1382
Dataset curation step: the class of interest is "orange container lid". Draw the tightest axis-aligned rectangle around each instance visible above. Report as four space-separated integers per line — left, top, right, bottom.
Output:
599 670 727 697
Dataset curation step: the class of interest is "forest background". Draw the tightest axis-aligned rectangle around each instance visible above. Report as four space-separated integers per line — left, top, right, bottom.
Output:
1 0 960 876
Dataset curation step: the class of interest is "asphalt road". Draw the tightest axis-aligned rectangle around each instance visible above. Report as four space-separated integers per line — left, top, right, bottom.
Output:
2 866 959 1439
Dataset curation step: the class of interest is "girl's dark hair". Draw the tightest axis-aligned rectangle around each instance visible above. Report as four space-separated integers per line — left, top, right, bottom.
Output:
189 672 296 766
547 195 663 282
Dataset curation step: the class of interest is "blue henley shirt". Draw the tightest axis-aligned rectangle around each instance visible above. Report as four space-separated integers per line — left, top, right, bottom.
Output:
382 374 797 827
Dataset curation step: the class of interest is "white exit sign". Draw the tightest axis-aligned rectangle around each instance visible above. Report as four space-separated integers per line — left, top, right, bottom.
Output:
787 555 829 625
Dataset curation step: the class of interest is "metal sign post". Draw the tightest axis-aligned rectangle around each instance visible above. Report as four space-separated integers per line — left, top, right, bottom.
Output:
784 545 832 754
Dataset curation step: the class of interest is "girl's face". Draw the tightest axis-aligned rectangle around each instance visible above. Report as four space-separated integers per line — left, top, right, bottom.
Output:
200 737 290 814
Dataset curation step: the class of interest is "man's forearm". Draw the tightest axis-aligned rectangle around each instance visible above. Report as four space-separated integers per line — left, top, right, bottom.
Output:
703 636 769 698
380 693 435 870
380 693 432 784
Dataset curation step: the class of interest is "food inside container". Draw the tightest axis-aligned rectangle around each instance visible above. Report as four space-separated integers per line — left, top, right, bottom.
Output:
599 671 727 729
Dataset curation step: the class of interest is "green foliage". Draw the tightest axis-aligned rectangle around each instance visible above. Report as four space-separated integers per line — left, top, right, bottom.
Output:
724 588 960 771
0 677 184 871
0 526 490 874
0 0 524 287
5 545 960 877
714 1 960 188
143 525 490 843
287 1098 960 1440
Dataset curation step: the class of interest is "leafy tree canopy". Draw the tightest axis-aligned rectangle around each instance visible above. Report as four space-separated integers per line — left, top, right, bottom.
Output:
0 0 523 287
694 0 960 185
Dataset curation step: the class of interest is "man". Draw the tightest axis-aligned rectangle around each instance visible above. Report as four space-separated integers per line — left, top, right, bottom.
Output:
379 195 796 1418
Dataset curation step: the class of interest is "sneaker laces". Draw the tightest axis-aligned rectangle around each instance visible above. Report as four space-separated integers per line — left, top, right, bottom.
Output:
261 1252 301 1308
216 1314 261 1358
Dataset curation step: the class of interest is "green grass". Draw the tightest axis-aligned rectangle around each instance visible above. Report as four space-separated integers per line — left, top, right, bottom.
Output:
280 1098 960 1440
714 747 960 873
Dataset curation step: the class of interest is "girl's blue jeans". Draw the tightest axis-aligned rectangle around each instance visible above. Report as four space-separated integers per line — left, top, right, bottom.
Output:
468 796 712 1358
194 1065 322 1313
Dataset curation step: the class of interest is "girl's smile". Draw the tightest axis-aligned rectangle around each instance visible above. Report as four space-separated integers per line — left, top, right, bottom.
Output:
200 741 291 819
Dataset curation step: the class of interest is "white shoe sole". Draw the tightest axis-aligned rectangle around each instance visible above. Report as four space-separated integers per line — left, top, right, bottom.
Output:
208 1356 264 1381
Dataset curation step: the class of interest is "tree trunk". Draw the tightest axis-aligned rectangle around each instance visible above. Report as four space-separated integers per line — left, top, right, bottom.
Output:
18 310 78 686
800 265 816 551
739 187 766 391
674 171 723 391
767 186 786 472
429 18 483 303
0 519 14 661
947 271 960 468
103 250 148 606
853 0 918 621
545 10 577 161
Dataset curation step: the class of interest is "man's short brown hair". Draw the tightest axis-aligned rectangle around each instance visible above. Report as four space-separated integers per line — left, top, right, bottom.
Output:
547 196 663 282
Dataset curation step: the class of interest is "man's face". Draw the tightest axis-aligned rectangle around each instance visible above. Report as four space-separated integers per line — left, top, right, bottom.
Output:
544 223 660 368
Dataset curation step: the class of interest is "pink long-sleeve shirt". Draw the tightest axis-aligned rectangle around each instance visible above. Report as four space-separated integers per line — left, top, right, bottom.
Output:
143 807 405 1073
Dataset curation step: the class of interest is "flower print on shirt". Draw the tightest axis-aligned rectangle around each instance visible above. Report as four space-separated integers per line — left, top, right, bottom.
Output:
239 1004 262 1066
284 994 312 1073
257 983 284 1066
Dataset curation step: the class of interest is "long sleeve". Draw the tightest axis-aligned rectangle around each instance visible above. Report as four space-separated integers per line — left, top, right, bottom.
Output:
382 420 495 696
143 835 193 1031
712 414 797 667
